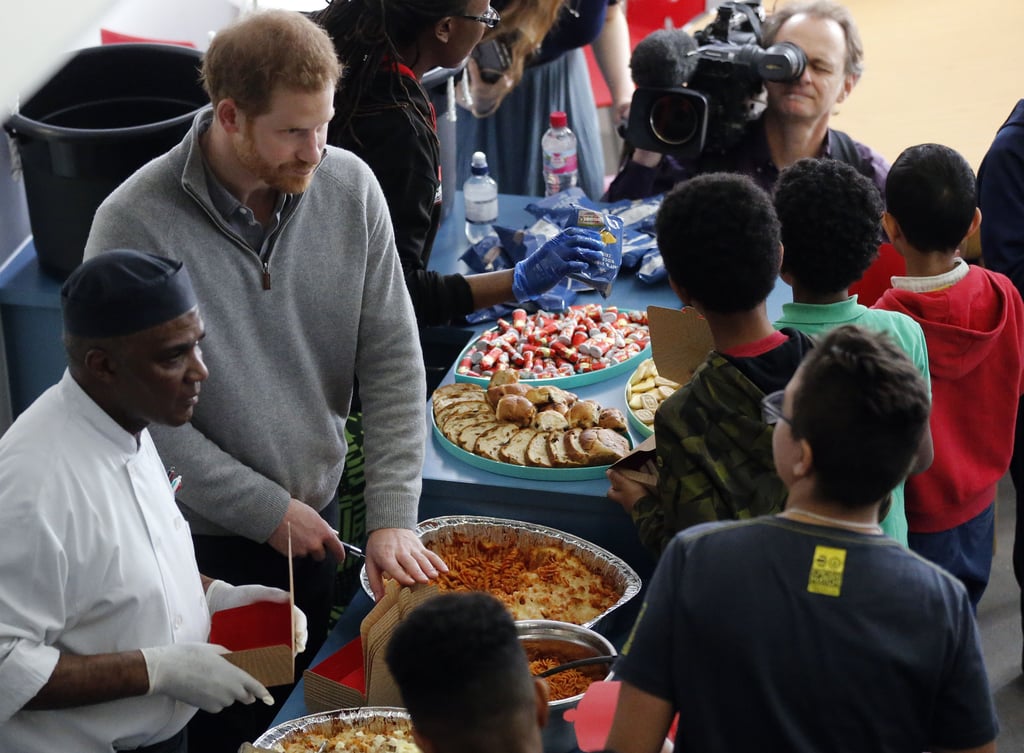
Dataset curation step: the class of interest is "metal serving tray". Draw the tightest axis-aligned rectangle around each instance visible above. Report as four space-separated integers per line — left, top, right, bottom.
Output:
252 706 412 750
360 515 642 630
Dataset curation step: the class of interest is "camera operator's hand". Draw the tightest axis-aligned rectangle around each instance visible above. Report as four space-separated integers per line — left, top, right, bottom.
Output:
512 228 606 302
630 148 664 169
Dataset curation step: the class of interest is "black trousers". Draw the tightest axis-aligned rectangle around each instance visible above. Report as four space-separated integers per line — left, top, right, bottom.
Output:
186 499 338 753
1010 401 1024 671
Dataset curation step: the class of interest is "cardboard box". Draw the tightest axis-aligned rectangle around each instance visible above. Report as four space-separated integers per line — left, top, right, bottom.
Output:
208 530 296 688
610 305 713 487
303 581 440 712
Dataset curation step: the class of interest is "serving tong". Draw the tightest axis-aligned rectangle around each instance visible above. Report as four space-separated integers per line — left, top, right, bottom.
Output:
534 655 616 679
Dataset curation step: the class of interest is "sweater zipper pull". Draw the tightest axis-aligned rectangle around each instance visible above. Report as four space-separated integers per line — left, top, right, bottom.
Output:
262 262 271 290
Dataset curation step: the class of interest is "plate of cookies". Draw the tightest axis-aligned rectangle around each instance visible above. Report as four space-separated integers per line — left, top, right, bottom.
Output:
624 357 683 438
453 305 650 390
431 372 632 481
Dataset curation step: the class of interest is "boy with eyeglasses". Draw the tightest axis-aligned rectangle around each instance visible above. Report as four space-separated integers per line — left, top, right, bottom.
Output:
606 172 813 557
772 157 934 545
605 324 998 753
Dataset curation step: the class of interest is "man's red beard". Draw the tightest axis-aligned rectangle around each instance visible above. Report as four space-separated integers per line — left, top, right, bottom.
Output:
234 126 318 195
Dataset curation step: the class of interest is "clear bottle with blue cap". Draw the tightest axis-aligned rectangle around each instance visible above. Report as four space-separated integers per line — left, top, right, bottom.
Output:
464 151 499 244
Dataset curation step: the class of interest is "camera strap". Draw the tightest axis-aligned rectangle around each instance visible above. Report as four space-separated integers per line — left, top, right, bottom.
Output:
829 129 870 179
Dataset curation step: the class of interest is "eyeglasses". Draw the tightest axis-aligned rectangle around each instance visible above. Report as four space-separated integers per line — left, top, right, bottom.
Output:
461 5 501 28
761 390 792 426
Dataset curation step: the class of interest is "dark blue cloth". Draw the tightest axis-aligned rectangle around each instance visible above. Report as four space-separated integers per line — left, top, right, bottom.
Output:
977 97 1024 671
530 0 611 65
979 99 1024 292
908 502 996 611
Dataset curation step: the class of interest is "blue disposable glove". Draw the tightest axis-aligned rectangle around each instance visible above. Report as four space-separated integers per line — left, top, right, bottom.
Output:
512 227 606 302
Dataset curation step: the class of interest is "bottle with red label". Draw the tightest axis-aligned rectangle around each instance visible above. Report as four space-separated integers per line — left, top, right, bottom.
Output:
542 111 579 196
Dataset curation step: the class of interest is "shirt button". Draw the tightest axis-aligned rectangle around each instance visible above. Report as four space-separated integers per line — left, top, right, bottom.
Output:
174 614 183 630
174 518 183 530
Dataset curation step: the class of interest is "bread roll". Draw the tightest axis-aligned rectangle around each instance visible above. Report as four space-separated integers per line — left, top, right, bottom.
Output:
499 428 538 466
579 428 631 465
598 407 628 432
567 400 601 428
526 431 555 467
525 385 573 408
495 395 537 427
533 410 569 432
563 428 590 464
488 369 520 388
486 382 531 408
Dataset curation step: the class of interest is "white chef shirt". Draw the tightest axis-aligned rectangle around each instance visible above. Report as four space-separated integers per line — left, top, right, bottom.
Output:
0 371 210 753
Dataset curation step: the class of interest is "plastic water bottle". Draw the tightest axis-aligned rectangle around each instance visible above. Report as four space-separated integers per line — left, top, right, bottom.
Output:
464 151 499 244
542 111 579 196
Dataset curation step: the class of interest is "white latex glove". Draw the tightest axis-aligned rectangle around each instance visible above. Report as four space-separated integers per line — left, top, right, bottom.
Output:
141 642 274 713
205 579 308 656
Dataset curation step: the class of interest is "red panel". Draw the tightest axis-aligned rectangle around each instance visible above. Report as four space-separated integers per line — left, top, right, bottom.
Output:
100 28 197 48
850 243 905 307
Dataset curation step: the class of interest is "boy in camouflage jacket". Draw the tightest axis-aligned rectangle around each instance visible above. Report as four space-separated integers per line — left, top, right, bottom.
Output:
607 174 813 556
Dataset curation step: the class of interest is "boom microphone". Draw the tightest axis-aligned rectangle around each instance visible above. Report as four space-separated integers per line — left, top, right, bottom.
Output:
629 28 700 89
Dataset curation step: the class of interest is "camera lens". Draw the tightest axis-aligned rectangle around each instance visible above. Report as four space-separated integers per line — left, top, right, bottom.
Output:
758 41 807 82
649 93 700 146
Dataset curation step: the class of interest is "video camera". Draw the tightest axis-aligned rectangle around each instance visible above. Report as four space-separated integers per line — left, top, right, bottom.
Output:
624 1 806 159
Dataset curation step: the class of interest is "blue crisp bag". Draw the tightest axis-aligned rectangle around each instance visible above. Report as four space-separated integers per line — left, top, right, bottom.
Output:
621 228 659 273
524 187 597 222
564 206 623 298
637 247 668 285
460 235 510 273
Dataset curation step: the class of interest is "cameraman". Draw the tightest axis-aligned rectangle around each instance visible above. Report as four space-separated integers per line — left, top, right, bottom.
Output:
605 0 889 202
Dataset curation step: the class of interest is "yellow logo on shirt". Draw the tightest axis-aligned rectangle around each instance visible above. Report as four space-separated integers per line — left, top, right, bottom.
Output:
807 545 846 597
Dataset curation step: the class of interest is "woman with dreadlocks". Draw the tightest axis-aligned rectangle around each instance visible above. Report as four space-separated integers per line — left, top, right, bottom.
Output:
313 0 606 327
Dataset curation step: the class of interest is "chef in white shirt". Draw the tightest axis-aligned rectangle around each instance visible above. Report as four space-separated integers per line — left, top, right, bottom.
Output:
0 249 306 753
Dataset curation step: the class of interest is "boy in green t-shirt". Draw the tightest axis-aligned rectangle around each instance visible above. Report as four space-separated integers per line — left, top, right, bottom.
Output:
772 157 933 545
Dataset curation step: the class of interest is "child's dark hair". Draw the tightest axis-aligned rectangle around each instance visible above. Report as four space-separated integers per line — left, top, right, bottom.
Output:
885 143 977 253
385 592 537 751
655 172 781 313
790 325 930 508
774 158 883 295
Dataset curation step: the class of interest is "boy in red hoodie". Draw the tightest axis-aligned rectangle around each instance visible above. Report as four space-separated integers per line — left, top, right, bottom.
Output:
876 142 1024 608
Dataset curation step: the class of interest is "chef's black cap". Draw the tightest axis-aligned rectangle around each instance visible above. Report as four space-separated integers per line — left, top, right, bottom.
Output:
61 250 199 338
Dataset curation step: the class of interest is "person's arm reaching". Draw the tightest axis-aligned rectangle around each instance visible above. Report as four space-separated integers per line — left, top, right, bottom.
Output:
363 528 449 601
354 168 443 598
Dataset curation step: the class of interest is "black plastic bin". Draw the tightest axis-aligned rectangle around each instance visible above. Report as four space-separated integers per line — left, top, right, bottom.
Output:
4 43 207 279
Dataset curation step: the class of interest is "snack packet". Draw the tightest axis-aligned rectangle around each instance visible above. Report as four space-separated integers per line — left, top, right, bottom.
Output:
637 247 668 285
565 207 623 298
460 235 509 273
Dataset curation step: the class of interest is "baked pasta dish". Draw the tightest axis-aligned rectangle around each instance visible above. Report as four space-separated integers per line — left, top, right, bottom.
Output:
268 717 419 753
429 533 620 624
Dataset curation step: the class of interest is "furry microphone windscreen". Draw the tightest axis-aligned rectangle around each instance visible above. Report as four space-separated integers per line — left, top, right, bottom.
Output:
629 28 699 88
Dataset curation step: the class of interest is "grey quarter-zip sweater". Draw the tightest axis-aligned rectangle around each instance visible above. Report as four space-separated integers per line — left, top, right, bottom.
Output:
84 108 425 540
